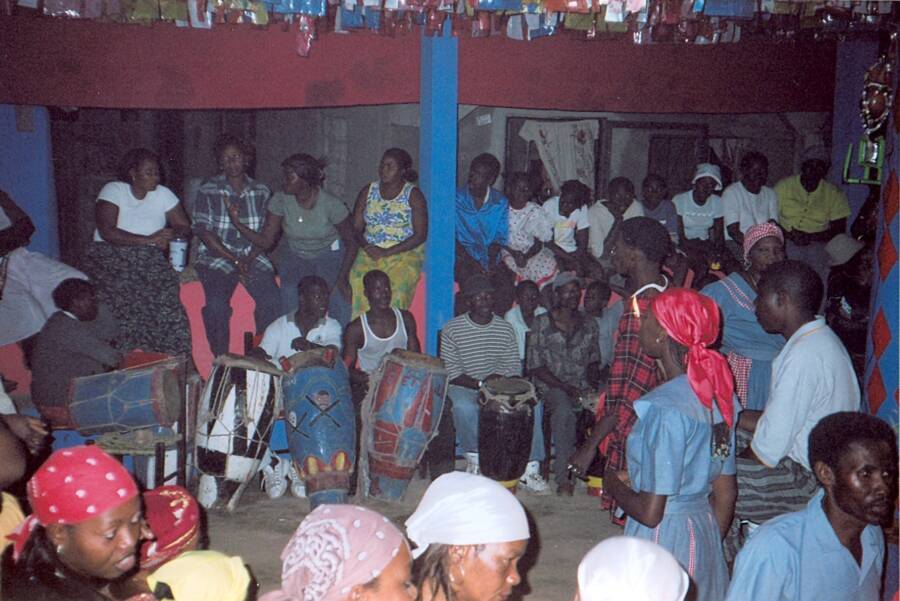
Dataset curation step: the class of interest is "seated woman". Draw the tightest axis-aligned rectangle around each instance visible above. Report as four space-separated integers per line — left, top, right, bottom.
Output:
146 550 251 601
672 163 727 276
4 445 145 601
348 148 428 318
405 472 530 601
499 172 558 290
576 536 688 601
603 288 739 601
259 504 415 601
701 223 785 410
110 485 201 599
239 154 356 326
82 148 192 356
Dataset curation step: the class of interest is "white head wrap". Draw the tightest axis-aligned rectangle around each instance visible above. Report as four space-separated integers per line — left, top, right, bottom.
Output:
405 472 530 559
577 537 688 601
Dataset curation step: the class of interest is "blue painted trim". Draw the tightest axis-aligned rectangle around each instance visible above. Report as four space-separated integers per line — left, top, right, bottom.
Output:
419 22 458 355
0 105 58 257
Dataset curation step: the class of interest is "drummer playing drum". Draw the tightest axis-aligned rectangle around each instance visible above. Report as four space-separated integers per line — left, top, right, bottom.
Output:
343 270 420 391
439 275 547 492
251 275 342 367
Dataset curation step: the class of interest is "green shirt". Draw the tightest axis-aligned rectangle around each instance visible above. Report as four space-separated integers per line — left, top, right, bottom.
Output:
268 190 350 258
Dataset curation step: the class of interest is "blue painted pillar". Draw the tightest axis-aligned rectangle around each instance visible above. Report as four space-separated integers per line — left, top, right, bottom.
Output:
0 105 57 257
830 40 878 222
419 23 458 354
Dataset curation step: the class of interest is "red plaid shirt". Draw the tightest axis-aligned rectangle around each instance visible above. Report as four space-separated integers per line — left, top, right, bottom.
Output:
598 294 662 523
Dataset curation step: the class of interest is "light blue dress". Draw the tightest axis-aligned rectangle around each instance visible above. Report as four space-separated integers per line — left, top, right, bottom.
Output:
623 376 739 601
702 273 784 410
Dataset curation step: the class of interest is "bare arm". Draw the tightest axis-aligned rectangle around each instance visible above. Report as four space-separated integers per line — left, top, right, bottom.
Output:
165 203 191 238
603 465 667 528
351 185 370 246
574 228 590 257
0 420 26 490
726 222 744 245
710 217 725 246
229 209 283 251
194 229 239 264
335 216 359 284
0 191 35 254
677 215 688 246
737 409 762 433
342 318 367 384
710 474 737 538
402 310 421 353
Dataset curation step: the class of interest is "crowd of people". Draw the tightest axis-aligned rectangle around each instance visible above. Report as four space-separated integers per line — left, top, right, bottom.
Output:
0 134 895 600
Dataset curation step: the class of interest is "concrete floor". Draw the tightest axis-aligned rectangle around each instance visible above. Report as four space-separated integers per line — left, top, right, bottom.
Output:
207 475 622 601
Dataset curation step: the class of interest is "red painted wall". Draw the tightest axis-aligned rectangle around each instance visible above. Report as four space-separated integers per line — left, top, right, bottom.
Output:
0 15 835 112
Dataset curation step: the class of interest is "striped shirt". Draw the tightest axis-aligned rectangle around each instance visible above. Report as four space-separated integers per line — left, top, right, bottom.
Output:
440 314 521 380
192 174 273 273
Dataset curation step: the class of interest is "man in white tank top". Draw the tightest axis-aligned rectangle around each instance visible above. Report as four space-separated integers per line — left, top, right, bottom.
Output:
343 270 420 390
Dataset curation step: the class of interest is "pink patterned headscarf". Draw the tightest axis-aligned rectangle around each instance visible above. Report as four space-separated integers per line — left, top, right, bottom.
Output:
259 505 408 601
742 223 783 262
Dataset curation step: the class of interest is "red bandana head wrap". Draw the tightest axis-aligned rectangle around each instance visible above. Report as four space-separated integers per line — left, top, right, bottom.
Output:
650 289 735 427
140 485 201 570
742 223 783 263
8 445 139 560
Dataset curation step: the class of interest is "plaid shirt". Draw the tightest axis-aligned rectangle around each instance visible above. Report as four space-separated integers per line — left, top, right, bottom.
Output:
192 175 273 274
599 293 662 523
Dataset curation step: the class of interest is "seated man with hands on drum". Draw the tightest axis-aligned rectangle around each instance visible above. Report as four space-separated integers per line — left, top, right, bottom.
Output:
31 278 122 427
343 270 420 391
252 275 342 367
527 271 601 497
440 274 548 494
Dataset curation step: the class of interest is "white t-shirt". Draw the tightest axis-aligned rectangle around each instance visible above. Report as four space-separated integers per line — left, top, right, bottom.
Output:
722 181 779 239
586 200 644 258
752 318 860 470
93 181 179 241
259 313 343 367
542 196 589 253
672 190 723 241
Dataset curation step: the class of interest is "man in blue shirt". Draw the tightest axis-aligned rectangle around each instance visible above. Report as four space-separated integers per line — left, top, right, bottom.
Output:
727 412 896 601
455 154 511 299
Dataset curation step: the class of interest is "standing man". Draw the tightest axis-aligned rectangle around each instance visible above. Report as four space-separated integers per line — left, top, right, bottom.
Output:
439 275 545 488
528 272 600 496
775 146 851 283
727 412 896 601
730 260 860 555
192 134 281 357
343 270 420 389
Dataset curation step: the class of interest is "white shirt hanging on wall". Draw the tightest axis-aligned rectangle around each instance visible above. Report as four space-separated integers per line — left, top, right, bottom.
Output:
519 120 599 194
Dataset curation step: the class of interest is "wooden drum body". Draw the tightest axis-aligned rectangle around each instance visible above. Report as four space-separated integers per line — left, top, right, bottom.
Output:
195 355 281 511
361 350 448 502
282 349 356 509
478 377 536 492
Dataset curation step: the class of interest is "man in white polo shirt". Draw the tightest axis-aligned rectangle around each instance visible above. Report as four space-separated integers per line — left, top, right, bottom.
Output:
728 259 860 558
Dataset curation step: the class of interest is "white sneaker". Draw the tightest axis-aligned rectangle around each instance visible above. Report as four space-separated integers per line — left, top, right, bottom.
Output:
519 461 550 495
260 452 288 500
464 452 480 475
288 461 307 498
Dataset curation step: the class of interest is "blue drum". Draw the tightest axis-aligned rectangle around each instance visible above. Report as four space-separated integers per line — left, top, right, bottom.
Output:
282 349 356 509
67 357 182 436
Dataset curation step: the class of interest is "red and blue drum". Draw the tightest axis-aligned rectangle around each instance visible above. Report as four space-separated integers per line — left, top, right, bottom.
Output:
478 377 536 492
282 349 355 509
195 355 281 511
360 350 448 502
67 357 182 436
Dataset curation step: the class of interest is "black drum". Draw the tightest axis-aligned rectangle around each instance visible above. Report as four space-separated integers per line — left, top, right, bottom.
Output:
478 377 536 492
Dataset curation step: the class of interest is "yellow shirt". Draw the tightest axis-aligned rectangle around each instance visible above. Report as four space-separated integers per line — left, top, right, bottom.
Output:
0 492 25 553
775 175 850 233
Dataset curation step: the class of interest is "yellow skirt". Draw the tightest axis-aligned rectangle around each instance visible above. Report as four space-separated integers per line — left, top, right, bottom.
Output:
349 246 424 318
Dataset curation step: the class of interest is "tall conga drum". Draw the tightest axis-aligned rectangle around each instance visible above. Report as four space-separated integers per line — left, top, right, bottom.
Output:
282 348 355 509
360 350 448 502
195 355 282 512
65 357 183 435
478 377 536 492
